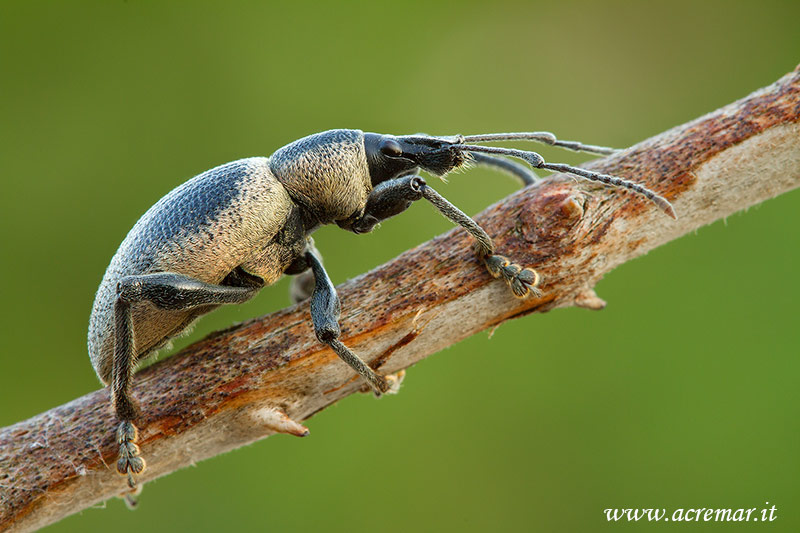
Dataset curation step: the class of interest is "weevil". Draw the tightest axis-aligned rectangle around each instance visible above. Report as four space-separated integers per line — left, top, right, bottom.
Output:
88 129 675 494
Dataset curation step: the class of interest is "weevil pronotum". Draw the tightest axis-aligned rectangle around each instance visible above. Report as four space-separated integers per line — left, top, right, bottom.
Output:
88 129 675 498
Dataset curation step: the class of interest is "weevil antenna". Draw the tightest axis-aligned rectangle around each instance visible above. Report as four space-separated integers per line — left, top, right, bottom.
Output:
461 132 618 155
469 152 539 185
455 144 677 219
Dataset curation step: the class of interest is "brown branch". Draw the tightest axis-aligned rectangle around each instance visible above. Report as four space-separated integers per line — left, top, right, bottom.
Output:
2 66 799 533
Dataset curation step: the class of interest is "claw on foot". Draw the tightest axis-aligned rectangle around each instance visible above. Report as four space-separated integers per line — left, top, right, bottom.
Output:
121 480 143 510
383 369 405 395
361 369 406 397
484 254 541 298
124 493 139 510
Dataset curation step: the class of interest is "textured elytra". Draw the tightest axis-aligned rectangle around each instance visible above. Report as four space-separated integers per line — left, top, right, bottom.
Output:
88 158 297 384
88 129 374 387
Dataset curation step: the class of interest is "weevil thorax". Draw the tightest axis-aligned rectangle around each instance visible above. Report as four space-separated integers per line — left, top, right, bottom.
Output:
269 129 372 225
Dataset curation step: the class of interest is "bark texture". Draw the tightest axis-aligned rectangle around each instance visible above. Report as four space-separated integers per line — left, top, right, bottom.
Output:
1 66 799 532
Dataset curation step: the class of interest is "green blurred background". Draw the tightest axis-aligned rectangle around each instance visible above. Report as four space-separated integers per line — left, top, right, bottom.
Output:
2 1 799 531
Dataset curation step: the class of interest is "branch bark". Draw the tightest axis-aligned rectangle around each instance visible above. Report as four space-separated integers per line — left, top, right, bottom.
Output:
2 66 799 532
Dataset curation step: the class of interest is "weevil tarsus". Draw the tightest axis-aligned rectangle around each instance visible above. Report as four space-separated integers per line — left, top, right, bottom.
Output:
418 180 540 298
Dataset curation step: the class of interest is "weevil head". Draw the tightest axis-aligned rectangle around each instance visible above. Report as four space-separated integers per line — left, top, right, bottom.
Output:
364 133 469 185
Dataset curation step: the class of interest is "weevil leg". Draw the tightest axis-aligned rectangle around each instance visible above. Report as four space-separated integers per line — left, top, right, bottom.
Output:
304 250 399 396
347 174 540 298
346 174 426 234
112 298 146 490
289 269 316 304
112 272 260 490
419 184 541 298
288 239 322 304
469 152 540 186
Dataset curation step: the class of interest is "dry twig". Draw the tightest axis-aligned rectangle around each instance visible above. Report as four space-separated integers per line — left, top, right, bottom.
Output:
1 65 799 532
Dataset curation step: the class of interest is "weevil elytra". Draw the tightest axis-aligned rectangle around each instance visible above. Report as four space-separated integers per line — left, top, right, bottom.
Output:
88 129 675 495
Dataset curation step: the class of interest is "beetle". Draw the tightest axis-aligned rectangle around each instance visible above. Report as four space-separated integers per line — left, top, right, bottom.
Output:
88 129 675 493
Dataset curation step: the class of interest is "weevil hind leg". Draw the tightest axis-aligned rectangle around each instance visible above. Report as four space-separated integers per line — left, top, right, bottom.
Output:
112 298 146 491
418 185 541 298
289 270 316 303
111 272 260 493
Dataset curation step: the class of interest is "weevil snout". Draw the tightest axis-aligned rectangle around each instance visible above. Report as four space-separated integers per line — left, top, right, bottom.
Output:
393 135 470 177
365 133 471 185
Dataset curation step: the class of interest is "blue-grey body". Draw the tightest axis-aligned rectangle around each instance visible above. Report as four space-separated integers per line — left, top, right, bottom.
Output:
89 126 671 494
88 129 371 384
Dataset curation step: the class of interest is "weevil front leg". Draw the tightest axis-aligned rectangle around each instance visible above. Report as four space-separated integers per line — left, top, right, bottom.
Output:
418 184 541 298
347 174 427 234
113 273 260 489
356 175 540 298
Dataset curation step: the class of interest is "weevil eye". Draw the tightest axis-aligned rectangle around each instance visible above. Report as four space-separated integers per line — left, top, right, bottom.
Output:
379 137 403 157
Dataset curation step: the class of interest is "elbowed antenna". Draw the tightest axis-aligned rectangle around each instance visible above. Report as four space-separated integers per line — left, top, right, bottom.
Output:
453 142 677 220
469 152 539 186
460 132 618 156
